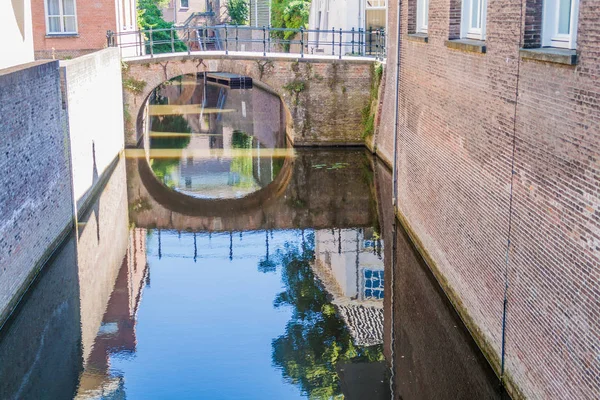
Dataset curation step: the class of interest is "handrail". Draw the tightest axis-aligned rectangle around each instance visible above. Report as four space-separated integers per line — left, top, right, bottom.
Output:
107 25 386 60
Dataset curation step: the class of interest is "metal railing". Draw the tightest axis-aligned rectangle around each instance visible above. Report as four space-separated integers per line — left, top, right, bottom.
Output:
107 25 386 60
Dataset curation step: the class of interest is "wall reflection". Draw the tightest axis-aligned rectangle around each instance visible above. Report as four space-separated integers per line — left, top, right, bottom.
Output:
0 149 509 399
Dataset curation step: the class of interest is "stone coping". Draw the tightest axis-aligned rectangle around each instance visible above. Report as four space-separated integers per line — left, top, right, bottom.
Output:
444 39 487 54
519 47 577 65
123 50 380 64
406 33 429 44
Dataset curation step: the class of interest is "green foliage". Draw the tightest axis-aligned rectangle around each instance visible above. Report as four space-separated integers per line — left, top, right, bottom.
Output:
283 80 305 93
361 104 375 138
267 234 384 398
138 0 187 54
362 63 384 138
148 110 192 187
271 0 311 42
123 76 147 95
227 0 249 25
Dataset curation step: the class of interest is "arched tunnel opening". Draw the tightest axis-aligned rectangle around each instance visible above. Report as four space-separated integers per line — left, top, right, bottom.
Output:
135 72 294 211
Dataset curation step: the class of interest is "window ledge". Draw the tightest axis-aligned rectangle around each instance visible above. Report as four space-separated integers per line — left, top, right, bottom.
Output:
445 39 486 54
519 47 577 65
45 33 79 38
406 33 428 43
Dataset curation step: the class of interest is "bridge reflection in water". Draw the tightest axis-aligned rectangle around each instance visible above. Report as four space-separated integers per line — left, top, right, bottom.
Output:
0 75 507 399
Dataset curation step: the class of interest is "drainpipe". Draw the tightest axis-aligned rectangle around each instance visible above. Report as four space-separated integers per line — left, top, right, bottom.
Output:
392 0 401 209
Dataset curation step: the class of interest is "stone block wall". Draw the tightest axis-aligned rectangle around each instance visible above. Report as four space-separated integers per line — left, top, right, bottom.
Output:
376 0 600 398
0 60 74 326
60 48 125 212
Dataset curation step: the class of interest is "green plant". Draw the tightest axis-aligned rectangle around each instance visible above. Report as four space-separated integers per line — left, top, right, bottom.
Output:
271 0 311 50
283 80 305 93
138 0 187 54
123 76 147 95
227 0 249 25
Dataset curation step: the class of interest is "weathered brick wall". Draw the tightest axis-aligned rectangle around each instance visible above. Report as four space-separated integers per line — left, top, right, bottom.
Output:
371 0 397 168
0 61 74 326
379 0 600 398
122 54 375 147
60 48 125 212
31 0 117 59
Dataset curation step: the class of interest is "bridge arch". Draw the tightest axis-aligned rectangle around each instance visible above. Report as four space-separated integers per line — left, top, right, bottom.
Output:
122 53 376 148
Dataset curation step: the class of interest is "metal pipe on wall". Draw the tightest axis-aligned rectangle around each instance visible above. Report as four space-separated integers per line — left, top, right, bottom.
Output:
392 0 401 209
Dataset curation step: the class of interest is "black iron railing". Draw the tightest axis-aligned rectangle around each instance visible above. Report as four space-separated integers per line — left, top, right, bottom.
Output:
107 25 386 60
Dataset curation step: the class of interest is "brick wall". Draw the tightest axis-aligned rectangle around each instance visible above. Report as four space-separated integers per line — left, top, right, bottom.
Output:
60 48 125 212
31 0 119 59
0 61 74 326
376 0 600 398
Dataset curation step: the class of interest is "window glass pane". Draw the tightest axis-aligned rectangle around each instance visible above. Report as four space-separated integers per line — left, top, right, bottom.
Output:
62 0 75 15
47 0 60 15
471 0 480 29
557 0 572 35
181 0 189 6
366 9 385 29
48 16 61 32
64 16 76 32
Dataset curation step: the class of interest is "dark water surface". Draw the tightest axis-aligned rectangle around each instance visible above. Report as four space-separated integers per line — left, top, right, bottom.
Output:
0 79 507 399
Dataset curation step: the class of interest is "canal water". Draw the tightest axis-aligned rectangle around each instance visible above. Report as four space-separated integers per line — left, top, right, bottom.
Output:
0 75 507 399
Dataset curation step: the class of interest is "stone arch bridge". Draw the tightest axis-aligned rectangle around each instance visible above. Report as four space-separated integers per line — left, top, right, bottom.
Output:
122 53 377 147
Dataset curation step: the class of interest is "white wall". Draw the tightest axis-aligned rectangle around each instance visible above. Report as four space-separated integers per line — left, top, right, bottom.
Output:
0 0 34 69
308 0 361 55
60 48 125 211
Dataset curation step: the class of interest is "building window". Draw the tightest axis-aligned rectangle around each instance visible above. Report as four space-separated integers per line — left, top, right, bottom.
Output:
416 0 429 33
45 0 77 34
461 0 487 40
180 0 189 8
542 0 579 49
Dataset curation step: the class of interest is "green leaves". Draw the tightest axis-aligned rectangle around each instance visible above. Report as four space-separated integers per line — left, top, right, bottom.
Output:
227 0 249 25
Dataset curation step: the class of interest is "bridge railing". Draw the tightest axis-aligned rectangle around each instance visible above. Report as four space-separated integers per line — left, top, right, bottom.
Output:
106 25 386 60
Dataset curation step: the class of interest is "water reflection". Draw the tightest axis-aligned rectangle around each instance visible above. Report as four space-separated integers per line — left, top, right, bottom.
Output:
146 74 287 199
0 148 509 399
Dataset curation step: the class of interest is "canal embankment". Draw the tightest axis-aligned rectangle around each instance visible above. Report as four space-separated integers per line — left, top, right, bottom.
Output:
0 48 125 329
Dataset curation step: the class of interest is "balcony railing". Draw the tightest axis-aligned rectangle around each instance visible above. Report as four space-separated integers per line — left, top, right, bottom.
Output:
107 25 386 60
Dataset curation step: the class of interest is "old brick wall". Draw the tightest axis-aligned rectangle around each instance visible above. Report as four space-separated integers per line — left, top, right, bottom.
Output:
380 0 600 397
31 0 117 59
60 48 125 212
122 54 375 147
371 0 397 168
0 61 74 326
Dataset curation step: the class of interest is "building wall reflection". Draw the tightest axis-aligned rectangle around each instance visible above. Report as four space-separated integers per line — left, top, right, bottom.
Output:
313 228 384 347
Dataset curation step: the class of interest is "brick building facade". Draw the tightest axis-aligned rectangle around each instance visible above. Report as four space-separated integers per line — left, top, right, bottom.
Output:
32 0 138 59
374 0 599 398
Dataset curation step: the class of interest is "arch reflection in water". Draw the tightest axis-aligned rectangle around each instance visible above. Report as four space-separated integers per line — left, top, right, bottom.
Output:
145 73 288 200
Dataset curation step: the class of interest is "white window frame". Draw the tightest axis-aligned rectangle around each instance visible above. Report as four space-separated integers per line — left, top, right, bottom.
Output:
44 0 78 35
542 0 579 49
461 0 487 40
180 0 189 8
416 0 429 34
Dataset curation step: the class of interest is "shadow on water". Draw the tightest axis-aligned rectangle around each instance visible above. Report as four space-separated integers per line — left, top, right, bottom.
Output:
0 76 509 399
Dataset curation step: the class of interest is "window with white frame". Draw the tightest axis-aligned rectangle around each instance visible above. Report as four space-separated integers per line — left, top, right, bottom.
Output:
181 0 189 8
543 0 579 49
417 0 429 33
461 0 486 40
45 0 77 34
